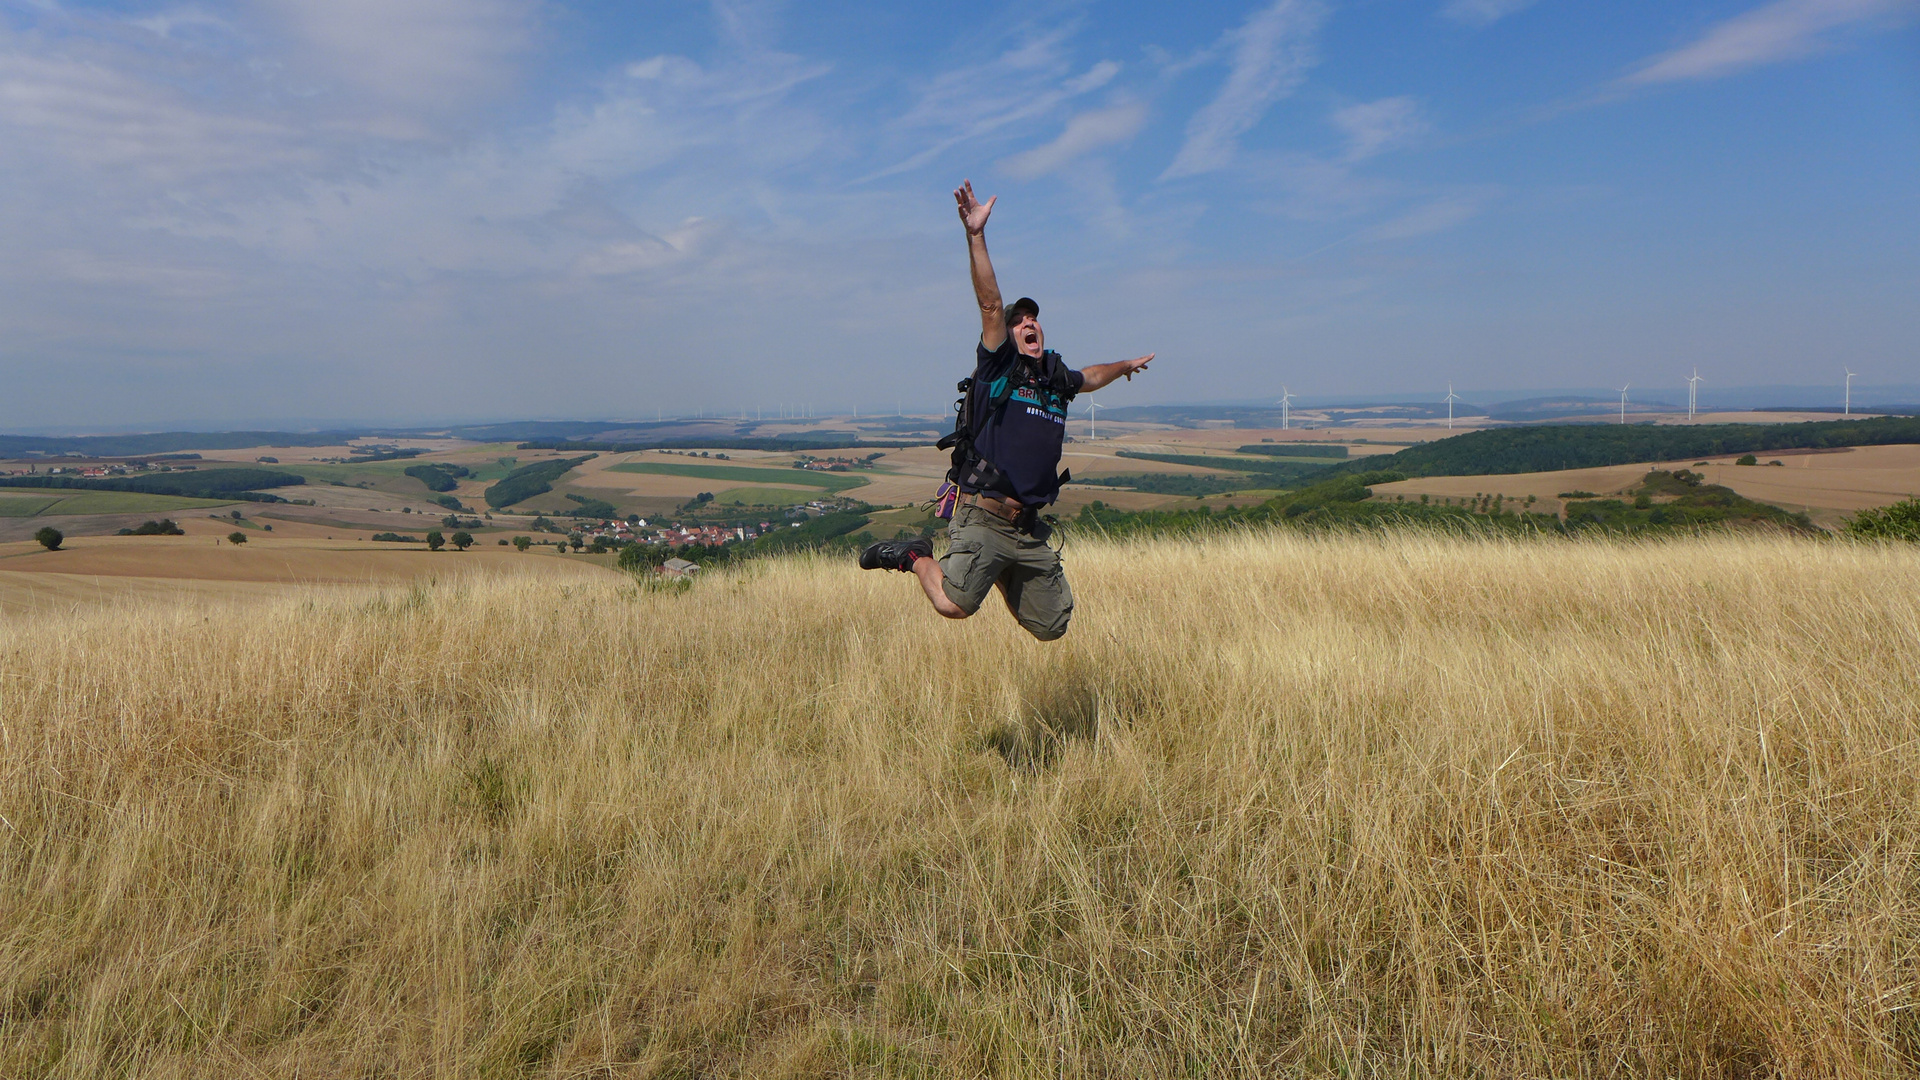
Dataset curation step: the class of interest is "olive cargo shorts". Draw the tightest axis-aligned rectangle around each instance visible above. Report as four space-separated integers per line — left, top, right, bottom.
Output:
939 503 1074 641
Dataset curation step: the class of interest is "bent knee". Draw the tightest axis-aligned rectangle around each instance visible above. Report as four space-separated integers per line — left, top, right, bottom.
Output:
939 581 985 620
1021 611 1072 641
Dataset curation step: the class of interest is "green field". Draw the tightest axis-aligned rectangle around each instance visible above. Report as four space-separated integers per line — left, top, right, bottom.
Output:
711 486 829 508
0 492 232 516
280 462 423 485
45 492 235 515
459 457 520 483
608 461 868 492
0 495 61 518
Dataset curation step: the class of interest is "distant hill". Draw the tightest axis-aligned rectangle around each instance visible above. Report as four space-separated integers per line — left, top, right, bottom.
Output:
0 432 354 458
1485 396 1678 422
1348 416 1920 478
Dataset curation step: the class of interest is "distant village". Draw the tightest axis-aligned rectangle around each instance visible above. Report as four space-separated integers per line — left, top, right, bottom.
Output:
1 459 196 477
565 498 848 549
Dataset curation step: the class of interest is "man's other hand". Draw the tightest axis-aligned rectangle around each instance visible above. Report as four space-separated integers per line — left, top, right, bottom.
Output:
955 180 995 235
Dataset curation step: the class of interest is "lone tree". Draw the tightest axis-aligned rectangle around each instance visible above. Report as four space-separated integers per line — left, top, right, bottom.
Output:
227 531 248 545
34 526 62 551
513 536 531 552
451 531 473 551
426 529 445 551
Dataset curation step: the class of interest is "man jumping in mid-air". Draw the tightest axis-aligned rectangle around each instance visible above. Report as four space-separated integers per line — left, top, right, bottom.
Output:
858 181 1156 641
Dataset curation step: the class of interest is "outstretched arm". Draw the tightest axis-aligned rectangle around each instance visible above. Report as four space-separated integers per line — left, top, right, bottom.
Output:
1078 354 1156 392
955 180 1006 351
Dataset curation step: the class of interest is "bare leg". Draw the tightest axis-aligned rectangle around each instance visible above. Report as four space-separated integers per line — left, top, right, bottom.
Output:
912 556 969 619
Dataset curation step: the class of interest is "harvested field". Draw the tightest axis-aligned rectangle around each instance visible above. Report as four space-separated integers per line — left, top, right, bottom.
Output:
3 532 1919 1075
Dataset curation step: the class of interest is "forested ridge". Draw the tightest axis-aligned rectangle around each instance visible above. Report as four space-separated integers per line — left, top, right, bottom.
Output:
1351 416 1920 478
0 468 305 500
483 456 594 509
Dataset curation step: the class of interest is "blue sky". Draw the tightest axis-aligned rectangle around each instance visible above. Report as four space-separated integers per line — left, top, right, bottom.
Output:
1 0 1915 428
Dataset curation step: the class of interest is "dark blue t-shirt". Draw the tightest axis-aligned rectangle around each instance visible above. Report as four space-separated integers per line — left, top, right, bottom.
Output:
966 337 1083 506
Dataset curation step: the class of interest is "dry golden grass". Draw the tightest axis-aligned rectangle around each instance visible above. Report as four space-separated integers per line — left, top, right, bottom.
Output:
3 532 1919 1077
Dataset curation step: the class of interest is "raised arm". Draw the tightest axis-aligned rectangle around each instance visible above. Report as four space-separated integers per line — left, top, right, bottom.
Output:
1078 354 1156 392
955 180 1006 351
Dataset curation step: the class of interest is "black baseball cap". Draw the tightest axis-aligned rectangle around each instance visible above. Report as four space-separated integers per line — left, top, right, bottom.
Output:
1004 297 1039 325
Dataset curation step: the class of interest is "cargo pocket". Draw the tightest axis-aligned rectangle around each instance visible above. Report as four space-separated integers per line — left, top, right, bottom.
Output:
1024 561 1074 641
940 537 990 614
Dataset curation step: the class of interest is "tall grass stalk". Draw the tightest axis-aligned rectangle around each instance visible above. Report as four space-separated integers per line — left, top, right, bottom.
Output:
3 532 1919 1076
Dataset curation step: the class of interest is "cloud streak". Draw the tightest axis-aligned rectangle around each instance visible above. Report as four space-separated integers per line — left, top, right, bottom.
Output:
1622 0 1915 86
1331 97 1426 161
1362 194 1486 240
1000 101 1147 179
865 27 1122 181
1439 0 1538 26
1163 0 1328 179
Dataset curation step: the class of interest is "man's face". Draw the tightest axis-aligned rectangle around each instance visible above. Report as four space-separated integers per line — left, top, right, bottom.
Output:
1008 313 1045 358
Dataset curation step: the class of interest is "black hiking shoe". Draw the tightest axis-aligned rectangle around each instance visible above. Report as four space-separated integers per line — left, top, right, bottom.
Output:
859 537 932 572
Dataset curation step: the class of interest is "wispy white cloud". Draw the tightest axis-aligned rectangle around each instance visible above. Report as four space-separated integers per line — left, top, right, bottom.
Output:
128 7 235 41
865 28 1121 181
0 49 305 179
1363 194 1486 240
1000 101 1147 179
1622 0 1916 86
1065 60 1121 94
1331 96 1425 161
1162 0 1328 180
1439 0 1538 26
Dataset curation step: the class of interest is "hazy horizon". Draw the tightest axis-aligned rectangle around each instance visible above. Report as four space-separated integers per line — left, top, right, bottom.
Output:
3 1 1915 429
5 380 1918 438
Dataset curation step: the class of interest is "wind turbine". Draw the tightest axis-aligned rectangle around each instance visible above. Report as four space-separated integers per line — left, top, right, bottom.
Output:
1279 386 1294 431
1618 384 1630 425
1087 401 1105 440
1687 368 1703 422
1845 369 1855 416
1444 383 1461 430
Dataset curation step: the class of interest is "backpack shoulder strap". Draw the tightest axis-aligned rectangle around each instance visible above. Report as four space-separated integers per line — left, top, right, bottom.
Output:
1042 351 1076 398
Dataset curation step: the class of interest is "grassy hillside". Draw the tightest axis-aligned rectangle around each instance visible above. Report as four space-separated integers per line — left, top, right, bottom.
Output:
4 534 1917 1075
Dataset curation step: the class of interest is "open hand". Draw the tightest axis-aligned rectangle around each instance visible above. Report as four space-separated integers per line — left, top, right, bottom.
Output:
954 180 995 234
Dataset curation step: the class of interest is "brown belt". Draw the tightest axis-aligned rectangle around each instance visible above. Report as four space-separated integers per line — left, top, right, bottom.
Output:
958 491 1024 523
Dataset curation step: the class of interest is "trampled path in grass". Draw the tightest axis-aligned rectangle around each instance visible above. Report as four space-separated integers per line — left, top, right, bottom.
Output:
3 532 1918 1076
